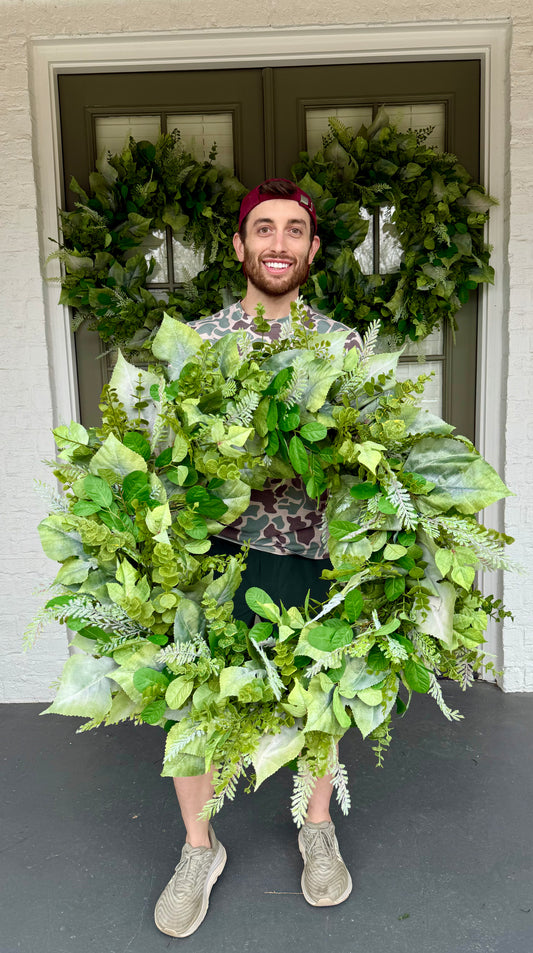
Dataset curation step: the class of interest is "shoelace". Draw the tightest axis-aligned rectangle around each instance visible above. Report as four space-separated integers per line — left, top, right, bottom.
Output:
303 828 338 872
173 845 213 895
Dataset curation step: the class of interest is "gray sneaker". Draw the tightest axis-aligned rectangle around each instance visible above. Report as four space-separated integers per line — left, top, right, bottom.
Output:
154 825 227 937
298 820 352 906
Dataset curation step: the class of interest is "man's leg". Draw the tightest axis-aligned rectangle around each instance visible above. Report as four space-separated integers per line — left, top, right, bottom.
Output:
173 772 215 847
154 770 226 938
305 771 334 823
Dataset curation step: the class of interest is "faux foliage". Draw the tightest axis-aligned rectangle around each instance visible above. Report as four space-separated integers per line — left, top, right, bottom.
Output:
29 302 513 824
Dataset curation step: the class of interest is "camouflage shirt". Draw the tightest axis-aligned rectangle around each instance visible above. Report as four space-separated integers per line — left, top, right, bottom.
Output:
189 301 362 559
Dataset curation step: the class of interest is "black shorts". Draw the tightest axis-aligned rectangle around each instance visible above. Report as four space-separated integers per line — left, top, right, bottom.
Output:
209 537 332 627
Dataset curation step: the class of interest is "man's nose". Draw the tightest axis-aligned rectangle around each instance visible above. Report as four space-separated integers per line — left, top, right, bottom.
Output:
269 229 288 253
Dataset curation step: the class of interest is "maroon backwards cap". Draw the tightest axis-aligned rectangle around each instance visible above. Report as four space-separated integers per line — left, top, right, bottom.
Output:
238 178 317 233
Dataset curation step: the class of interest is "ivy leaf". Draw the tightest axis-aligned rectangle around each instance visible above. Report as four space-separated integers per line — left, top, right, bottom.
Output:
151 313 203 380
252 724 305 788
89 433 148 479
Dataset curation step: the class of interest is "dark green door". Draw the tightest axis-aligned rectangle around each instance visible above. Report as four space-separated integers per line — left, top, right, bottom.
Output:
58 60 480 438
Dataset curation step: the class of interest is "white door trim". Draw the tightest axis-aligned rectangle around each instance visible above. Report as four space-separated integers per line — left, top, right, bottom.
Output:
30 21 510 674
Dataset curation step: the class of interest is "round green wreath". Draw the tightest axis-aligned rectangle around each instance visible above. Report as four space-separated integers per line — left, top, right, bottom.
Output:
29 303 513 822
51 112 495 348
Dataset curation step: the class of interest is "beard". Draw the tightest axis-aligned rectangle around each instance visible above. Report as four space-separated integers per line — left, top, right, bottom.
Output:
242 247 310 297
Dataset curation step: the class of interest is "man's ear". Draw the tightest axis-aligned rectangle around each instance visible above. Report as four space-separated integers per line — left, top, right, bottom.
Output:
307 234 320 265
233 232 245 263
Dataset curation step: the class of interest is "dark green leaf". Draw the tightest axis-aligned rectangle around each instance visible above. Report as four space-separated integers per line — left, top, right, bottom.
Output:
155 447 173 467
122 470 151 504
139 698 167 724
300 422 328 443
384 576 406 601
249 622 273 642
123 431 151 461
350 482 380 499
328 520 362 541
289 436 309 475
132 667 169 693
403 659 431 693
344 589 364 622
72 500 101 516
83 474 113 508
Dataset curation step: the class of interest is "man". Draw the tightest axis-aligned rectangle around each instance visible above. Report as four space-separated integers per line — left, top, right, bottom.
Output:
154 179 362 938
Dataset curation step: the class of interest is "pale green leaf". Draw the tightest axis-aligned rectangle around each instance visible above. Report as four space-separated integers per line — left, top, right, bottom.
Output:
252 724 305 788
151 313 203 380
41 655 117 720
174 598 205 644
165 676 195 709
405 437 512 514
108 351 161 434
89 433 148 479
218 666 260 699
38 515 86 562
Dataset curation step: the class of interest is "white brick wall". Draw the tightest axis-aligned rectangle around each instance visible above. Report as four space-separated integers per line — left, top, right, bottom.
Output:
0 0 531 700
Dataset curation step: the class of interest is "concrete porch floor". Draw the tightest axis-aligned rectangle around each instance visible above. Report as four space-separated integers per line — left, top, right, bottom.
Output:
1 680 532 953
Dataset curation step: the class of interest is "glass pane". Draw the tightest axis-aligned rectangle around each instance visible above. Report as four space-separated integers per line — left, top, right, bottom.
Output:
402 328 444 358
305 106 373 155
396 360 443 417
353 207 374 274
379 206 403 274
94 115 161 156
140 229 168 283
384 103 445 151
167 113 234 170
172 236 205 284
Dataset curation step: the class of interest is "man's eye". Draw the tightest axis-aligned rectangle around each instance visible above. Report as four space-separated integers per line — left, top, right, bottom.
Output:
290 228 303 236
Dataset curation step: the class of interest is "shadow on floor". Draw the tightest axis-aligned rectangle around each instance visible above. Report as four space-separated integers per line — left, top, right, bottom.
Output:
1 681 532 953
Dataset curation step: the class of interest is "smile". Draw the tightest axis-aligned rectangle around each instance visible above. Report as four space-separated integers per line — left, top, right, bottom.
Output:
262 260 293 271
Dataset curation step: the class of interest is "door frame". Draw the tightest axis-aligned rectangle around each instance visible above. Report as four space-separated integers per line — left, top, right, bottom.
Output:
30 21 510 676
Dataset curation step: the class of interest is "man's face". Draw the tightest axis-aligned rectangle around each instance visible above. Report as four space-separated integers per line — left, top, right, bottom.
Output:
233 199 320 298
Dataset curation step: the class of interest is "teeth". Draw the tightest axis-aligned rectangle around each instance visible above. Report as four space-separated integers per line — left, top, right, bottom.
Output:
264 261 290 270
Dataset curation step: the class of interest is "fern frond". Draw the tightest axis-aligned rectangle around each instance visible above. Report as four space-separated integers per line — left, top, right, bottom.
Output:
291 757 317 827
198 756 250 819
164 728 206 768
225 390 260 426
382 472 418 530
33 480 69 513
327 747 351 816
428 674 464 721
